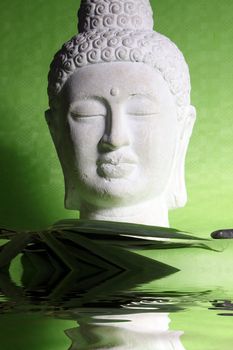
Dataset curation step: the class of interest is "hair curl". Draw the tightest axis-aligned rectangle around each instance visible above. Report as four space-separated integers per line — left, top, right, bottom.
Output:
48 29 191 116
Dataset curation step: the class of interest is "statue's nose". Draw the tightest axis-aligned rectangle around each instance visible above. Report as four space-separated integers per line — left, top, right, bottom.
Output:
99 106 130 152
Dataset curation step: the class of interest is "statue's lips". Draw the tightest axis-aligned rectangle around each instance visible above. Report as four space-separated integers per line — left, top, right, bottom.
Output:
97 157 137 179
97 162 136 179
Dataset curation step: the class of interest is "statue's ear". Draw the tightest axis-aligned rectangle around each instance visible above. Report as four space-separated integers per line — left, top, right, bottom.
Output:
180 105 196 141
45 109 55 135
45 109 60 146
45 108 80 211
45 109 52 121
166 105 196 209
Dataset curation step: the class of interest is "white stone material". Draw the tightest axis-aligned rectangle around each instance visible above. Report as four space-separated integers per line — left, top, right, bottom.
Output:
46 0 196 227
66 312 186 350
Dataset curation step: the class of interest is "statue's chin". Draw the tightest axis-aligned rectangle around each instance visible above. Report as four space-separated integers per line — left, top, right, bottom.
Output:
74 184 163 211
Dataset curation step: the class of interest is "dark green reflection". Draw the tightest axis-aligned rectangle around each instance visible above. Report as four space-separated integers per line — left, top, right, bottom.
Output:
0 221 226 350
0 221 182 308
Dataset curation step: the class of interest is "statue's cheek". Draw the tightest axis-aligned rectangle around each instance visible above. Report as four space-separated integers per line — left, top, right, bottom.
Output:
68 116 106 149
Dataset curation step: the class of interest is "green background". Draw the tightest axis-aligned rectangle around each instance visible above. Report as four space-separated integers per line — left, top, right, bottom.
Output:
1 0 233 237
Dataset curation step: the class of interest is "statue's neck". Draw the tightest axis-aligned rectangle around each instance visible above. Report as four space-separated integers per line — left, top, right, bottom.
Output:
80 197 169 227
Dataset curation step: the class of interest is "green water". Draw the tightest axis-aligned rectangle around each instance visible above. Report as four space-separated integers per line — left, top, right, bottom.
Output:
0 224 233 349
0 284 233 349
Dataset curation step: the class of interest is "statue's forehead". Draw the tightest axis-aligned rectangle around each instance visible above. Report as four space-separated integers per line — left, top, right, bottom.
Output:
64 62 165 97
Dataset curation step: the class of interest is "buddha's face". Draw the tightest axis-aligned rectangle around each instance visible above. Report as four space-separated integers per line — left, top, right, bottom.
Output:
51 62 179 209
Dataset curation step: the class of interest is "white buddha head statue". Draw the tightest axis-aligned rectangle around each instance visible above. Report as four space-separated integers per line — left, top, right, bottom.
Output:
46 0 196 227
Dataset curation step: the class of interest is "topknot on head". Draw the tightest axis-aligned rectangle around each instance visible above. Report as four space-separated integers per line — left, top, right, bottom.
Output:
78 0 154 32
48 0 191 116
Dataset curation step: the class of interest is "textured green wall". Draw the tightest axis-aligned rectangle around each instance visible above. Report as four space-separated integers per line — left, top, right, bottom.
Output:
1 0 233 236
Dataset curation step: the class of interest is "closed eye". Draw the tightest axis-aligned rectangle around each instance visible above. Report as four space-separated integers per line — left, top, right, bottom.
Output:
126 94 159 117
69 98 107 119
71 111 105 119
127 112 158 117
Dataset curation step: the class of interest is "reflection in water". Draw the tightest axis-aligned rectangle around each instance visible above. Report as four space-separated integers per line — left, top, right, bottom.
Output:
0 222 183 308
210 300 233 316
0 221 230 349
66 312 185 350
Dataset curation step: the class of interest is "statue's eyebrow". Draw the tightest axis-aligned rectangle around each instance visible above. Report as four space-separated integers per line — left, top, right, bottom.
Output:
69 96 107 106
68 97 107 113
128 93 156 102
